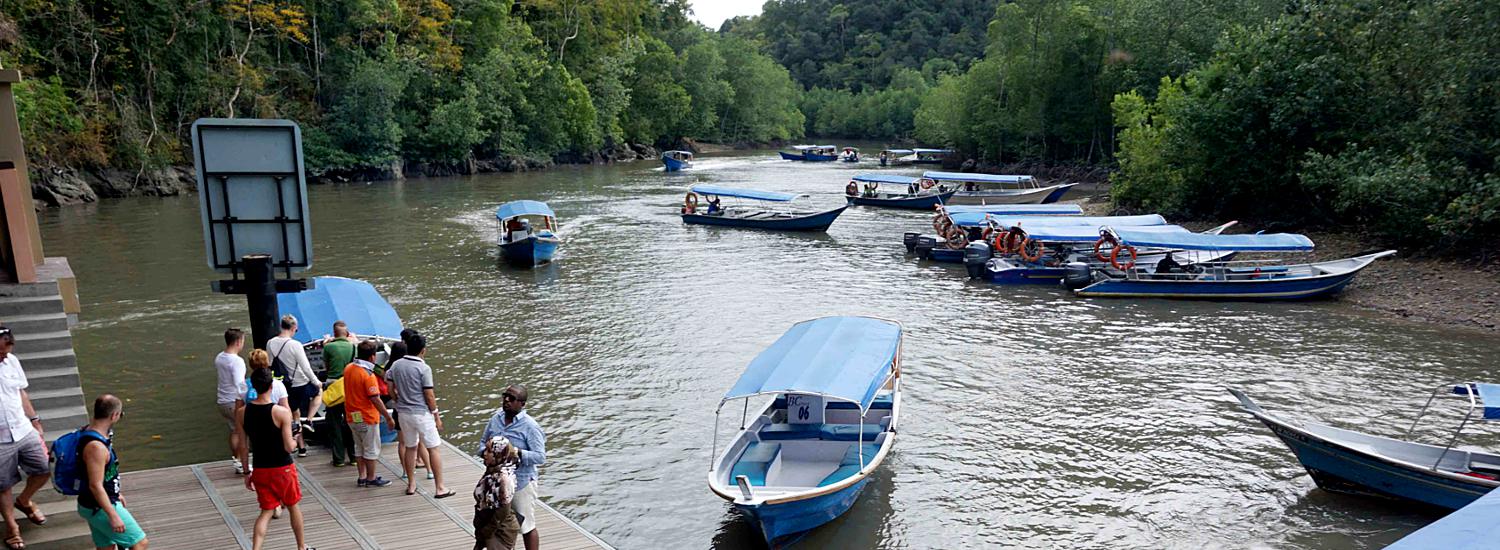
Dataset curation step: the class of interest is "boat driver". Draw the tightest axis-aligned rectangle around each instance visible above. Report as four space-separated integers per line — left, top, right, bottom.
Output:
1156 253 1186 274
706 196 722 215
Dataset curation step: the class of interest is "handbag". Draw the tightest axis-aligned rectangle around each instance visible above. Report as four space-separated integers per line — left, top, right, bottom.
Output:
321 377 346 407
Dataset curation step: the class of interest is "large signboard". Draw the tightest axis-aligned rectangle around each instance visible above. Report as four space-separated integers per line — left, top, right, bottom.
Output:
192 118 312 275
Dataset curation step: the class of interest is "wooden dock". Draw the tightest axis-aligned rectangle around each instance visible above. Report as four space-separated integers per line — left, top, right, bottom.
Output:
27 441 612 550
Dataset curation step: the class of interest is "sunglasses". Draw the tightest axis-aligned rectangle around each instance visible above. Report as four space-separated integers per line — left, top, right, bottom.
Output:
503 393 524 403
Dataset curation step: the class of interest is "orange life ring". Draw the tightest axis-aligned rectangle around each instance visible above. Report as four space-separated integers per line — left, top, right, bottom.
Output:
1002 229 1026 254
945 225 968 249
991 230 1009 252
1019 238 1045 262
1110 245 1138 270
1094 234 1119 262
933 216 952 234
683 192 699 214
845 182 858 196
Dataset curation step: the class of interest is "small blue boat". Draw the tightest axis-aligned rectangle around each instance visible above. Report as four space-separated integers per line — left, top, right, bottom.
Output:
662 150 694 172
682 185 846 232
1230 386 1500 512
1066 229 1393 300
495 200 562 268
911 148 951 165
779 145 838 162
877 149 914 166
839 147 860 163
709 316 903 546
845 174 955 209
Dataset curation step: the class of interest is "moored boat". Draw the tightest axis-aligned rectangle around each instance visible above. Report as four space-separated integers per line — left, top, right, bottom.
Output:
921 171 1076 205
496 200 563 268
278 276 405 377
845 174 955 209
1229 386 1500 511
708 316 903 546
1064 229 1392 300
682 184 846 232
662 150 694 171
911 148 951 165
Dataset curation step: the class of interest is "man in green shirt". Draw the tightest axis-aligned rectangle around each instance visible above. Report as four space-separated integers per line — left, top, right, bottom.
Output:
321 321 357 466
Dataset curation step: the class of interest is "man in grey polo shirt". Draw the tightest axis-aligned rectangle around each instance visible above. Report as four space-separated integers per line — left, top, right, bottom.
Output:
387 331 451 498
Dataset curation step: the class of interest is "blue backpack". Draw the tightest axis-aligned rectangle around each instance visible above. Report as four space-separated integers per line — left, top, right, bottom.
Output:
51 428 109 496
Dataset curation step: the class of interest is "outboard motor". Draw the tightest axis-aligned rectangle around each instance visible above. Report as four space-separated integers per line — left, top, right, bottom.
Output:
915 236 937 260
1061 262 1093 290
964 241 992 279
903 232 920 254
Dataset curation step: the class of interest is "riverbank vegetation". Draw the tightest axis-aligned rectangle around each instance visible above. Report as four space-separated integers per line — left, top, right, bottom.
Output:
0 0 803 178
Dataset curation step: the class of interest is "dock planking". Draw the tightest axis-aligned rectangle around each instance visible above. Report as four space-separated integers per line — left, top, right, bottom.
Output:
31 441 610 550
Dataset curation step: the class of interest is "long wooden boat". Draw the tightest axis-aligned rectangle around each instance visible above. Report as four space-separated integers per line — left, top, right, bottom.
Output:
496 200 562 268
877 149 914 167
779 145 838 162
922 171 1075 205
662 150 693 172
1229 386 1500 511
979 221 1240 283
911 148 951 165
845 174 955 209
917 213 1167 263
709 316 903 546
682 184 846 232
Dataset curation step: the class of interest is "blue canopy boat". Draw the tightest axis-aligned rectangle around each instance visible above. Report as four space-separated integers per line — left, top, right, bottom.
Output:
496 200 562 268
921 171 1076 205
981 222 1238 283
911 148 951 165
1065 229 1394 300
779 145 838 162
708 316 903 546
1230 386 1500 512
845 174 956 209
1389 487 1500 549
877 149 914 167
662 150 694 172
914 213 1170 263
277 276 404 378
839 147 860 163
682 185 846 232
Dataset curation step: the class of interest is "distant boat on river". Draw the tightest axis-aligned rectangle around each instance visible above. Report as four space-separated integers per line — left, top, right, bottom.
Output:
496 200 562 267
839 147 860 163
662 150 694 172
681 184 846 232
780 145 838 162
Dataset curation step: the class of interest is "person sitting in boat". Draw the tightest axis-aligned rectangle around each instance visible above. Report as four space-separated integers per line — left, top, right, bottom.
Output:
1156 253 1186 274
706 196 722 215
907 181 918 195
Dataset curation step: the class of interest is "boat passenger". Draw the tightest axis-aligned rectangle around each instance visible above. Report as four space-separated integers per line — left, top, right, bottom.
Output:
907 181 918 195
706 196 722 215
1155 253 1185 274
269 315 320 458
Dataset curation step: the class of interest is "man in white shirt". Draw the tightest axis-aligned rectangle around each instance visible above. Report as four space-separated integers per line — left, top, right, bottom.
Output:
215 328 248 473
266 315 320 457
0 327 52 545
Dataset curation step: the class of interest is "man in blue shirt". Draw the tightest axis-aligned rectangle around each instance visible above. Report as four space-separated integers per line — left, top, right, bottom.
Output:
477 385 545 550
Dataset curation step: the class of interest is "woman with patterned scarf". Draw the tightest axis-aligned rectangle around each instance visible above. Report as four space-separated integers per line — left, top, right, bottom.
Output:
474 436 521 550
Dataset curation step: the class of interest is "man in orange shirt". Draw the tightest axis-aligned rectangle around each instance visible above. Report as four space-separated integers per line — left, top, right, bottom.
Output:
343 340 394 487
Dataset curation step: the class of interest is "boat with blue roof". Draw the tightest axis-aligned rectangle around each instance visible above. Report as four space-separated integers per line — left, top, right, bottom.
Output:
682 184 846 232
708 316 903 546
1230 385 1500 513
839 147 860 163
1063 228 1394 300
878 149 914 166
845 174 956 209
662 150 694 172
911 148 951 165
921 171 1076 205
779 145 838 162
496 200 562 268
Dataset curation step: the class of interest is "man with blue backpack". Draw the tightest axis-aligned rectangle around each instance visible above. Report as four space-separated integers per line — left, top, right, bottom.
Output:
59 394 148 549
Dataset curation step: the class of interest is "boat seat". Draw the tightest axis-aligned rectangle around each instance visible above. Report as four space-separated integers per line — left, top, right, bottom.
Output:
1470 459 1500 474
757 423 823 440
819 422 886 442
817 443 881 487
773 393 894 411
730 442 781 486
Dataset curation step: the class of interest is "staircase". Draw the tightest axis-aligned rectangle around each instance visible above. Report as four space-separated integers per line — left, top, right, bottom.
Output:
0 280 88 438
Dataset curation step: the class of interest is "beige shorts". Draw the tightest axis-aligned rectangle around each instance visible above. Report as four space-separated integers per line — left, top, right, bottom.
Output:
350 423 381 459
217 402 237 431
398 413 442 449
511 480 538 534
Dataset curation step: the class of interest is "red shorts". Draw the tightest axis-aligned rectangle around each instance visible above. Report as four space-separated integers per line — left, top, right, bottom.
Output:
250 464 302 510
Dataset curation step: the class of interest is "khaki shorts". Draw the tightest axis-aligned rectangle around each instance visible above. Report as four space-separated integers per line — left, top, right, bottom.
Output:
0 436 48 491
217 402 238 431
350 423 381 459
512 480 539 534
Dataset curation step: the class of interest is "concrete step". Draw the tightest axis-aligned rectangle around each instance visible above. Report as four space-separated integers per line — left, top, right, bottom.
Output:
0 295 65 317
11 330 74 354
0 280 60 298
0 312 70 336
36 406 88 439
24 364 83 394
19 497 93 550
28 387 84 415
19 348 78 372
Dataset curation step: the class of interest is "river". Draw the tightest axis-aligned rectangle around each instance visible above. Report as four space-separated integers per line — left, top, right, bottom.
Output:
37 148 1500 548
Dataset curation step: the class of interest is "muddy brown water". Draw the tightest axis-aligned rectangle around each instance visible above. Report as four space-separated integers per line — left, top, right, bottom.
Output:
38 148 1500 548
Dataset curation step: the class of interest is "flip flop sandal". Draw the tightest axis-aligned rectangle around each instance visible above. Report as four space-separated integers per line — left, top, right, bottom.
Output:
5 532 24 549
13 501 44 525
433 489 456 499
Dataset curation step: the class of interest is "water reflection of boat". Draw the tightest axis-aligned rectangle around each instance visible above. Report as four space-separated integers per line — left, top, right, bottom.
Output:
845 174 955 209
496 200 562 268
1230 386 1500 512
1065 229 1393 300
921 171 1075 205
662 150 694 172
682 184 846 232
779 145 838 162
708 316 903 547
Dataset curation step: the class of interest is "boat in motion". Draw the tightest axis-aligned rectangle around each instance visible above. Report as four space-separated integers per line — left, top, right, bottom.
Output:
845 174 956 209
662 150 694 172
1063 228 1393 300
839 147 860 163
681 184 846 232
1229 386 1500 511
877 149 914 166
779 145 838 162
495 200 562 268
708 316 903 546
